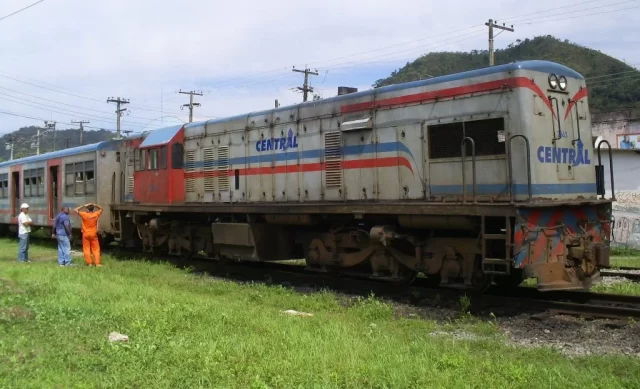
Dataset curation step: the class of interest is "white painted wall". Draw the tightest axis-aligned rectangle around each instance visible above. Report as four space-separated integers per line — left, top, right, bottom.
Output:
599 148 640 248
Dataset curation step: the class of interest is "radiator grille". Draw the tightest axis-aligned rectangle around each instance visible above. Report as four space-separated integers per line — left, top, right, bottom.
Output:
203 147 216 192
185 149 196 193
218 146 230 191
324 131 342 188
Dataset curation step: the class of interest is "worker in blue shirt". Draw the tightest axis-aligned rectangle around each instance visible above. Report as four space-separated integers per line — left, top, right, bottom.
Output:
52 207 73 266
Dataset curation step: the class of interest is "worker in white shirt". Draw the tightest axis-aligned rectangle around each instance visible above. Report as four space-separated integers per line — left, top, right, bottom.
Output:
17 203 32 263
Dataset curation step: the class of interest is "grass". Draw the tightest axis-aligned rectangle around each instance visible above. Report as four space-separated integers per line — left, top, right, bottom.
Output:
1 238 640 388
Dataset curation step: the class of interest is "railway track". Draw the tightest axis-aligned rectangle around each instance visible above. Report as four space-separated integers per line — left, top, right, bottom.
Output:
600 269 640 282
28 239 640 320
103 247 640 320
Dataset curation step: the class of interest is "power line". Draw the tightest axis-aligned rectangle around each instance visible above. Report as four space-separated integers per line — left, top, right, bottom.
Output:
0 91 148 127
0 85 158 121
515 4 640 25
499 0 609 23
0 109 144 135
0 0 44 23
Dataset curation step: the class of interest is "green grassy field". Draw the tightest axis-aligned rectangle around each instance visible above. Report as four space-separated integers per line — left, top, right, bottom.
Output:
1 238 640 388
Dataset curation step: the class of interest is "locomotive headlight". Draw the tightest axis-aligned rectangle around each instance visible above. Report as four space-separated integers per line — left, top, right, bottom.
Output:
548 74 558 89
558 75 567 90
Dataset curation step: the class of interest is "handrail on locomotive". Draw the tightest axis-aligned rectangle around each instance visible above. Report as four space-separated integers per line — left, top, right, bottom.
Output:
460 136 477 204
507 134 533 204
596 140 615 201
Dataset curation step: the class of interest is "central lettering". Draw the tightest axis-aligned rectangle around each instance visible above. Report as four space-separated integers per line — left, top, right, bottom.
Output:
255 128 299 152
536 140 591 166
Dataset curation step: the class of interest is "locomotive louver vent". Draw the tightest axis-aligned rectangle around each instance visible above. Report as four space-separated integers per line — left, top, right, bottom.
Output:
203 147 216 192
324 131 342 188
127 175 134 194
218 146 230 191
185 149 196 193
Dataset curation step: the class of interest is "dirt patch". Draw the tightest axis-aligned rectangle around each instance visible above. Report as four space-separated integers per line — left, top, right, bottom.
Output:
499 313 640 357
347 293 640 358
0 307 35 321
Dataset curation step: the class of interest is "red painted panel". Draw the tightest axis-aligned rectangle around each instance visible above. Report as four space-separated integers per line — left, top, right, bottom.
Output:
133 128 185 204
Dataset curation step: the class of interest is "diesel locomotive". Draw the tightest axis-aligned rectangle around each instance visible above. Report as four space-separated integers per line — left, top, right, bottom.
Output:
0 60 614 292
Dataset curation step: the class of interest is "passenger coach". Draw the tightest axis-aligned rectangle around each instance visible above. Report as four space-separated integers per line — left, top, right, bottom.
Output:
0 141 121 241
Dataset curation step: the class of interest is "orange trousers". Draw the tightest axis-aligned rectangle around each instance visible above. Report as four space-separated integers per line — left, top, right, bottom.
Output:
82 234 101 265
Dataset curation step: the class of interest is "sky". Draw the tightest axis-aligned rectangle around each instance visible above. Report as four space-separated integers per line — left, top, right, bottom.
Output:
0 0 639 137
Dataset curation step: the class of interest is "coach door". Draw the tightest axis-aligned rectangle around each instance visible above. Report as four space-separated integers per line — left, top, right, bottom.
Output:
11 171 20 216
49 165 59 219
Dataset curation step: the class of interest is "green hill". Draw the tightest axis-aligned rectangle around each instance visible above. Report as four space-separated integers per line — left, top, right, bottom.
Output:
0 126 116 162
373 35 639 112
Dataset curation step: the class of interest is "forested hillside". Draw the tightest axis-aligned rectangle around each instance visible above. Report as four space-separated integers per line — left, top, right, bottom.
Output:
373 36 639 112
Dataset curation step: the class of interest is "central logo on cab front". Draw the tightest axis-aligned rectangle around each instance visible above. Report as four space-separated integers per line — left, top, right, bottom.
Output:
536 139 591 167
256 128 298 152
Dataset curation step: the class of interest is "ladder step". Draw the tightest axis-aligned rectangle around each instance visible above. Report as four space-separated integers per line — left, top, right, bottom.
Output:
483 258 511 275
484 258 511 265
484 234 507 240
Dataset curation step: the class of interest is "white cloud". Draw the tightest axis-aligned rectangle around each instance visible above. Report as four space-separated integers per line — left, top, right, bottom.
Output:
0 0 638 134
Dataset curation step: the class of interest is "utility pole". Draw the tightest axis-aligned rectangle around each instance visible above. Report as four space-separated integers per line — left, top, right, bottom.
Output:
72 120 90 145
179 90 202 123
36 128 41 155
44 121 56 151
485 19 514 66
107 97 130 140
292 66 318 102
5 136 15 160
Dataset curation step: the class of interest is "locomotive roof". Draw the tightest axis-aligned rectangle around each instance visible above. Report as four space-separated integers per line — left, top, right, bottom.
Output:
139 124 183 149
0 141 113 168
183 60 584 130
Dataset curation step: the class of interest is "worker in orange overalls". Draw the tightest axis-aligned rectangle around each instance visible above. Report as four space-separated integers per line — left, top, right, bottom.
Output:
74 202 104 267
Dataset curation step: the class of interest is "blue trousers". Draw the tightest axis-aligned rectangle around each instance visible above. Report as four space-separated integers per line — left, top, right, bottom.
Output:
56 235 71 265
18 233 29 262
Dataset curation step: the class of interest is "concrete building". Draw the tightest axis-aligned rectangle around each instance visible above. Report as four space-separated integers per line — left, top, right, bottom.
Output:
592 112 640 248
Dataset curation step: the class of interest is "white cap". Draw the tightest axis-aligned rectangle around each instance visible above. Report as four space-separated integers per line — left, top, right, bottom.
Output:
20 203 29 209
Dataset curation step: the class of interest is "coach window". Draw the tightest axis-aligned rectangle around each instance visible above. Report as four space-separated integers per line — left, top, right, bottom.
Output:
75 162 85 195
65 161 95 196
65 164 75 196
85 161 95 195
172 143 184 169
0 173 8 198
159 146 168 169
149 149 159 170
134 149 141 171
23 171 30 198
428 118 506 159
141 149 147 171
37 168 44 197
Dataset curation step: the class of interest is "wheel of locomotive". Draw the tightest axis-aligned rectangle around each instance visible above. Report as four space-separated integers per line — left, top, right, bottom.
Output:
394 263 419 285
